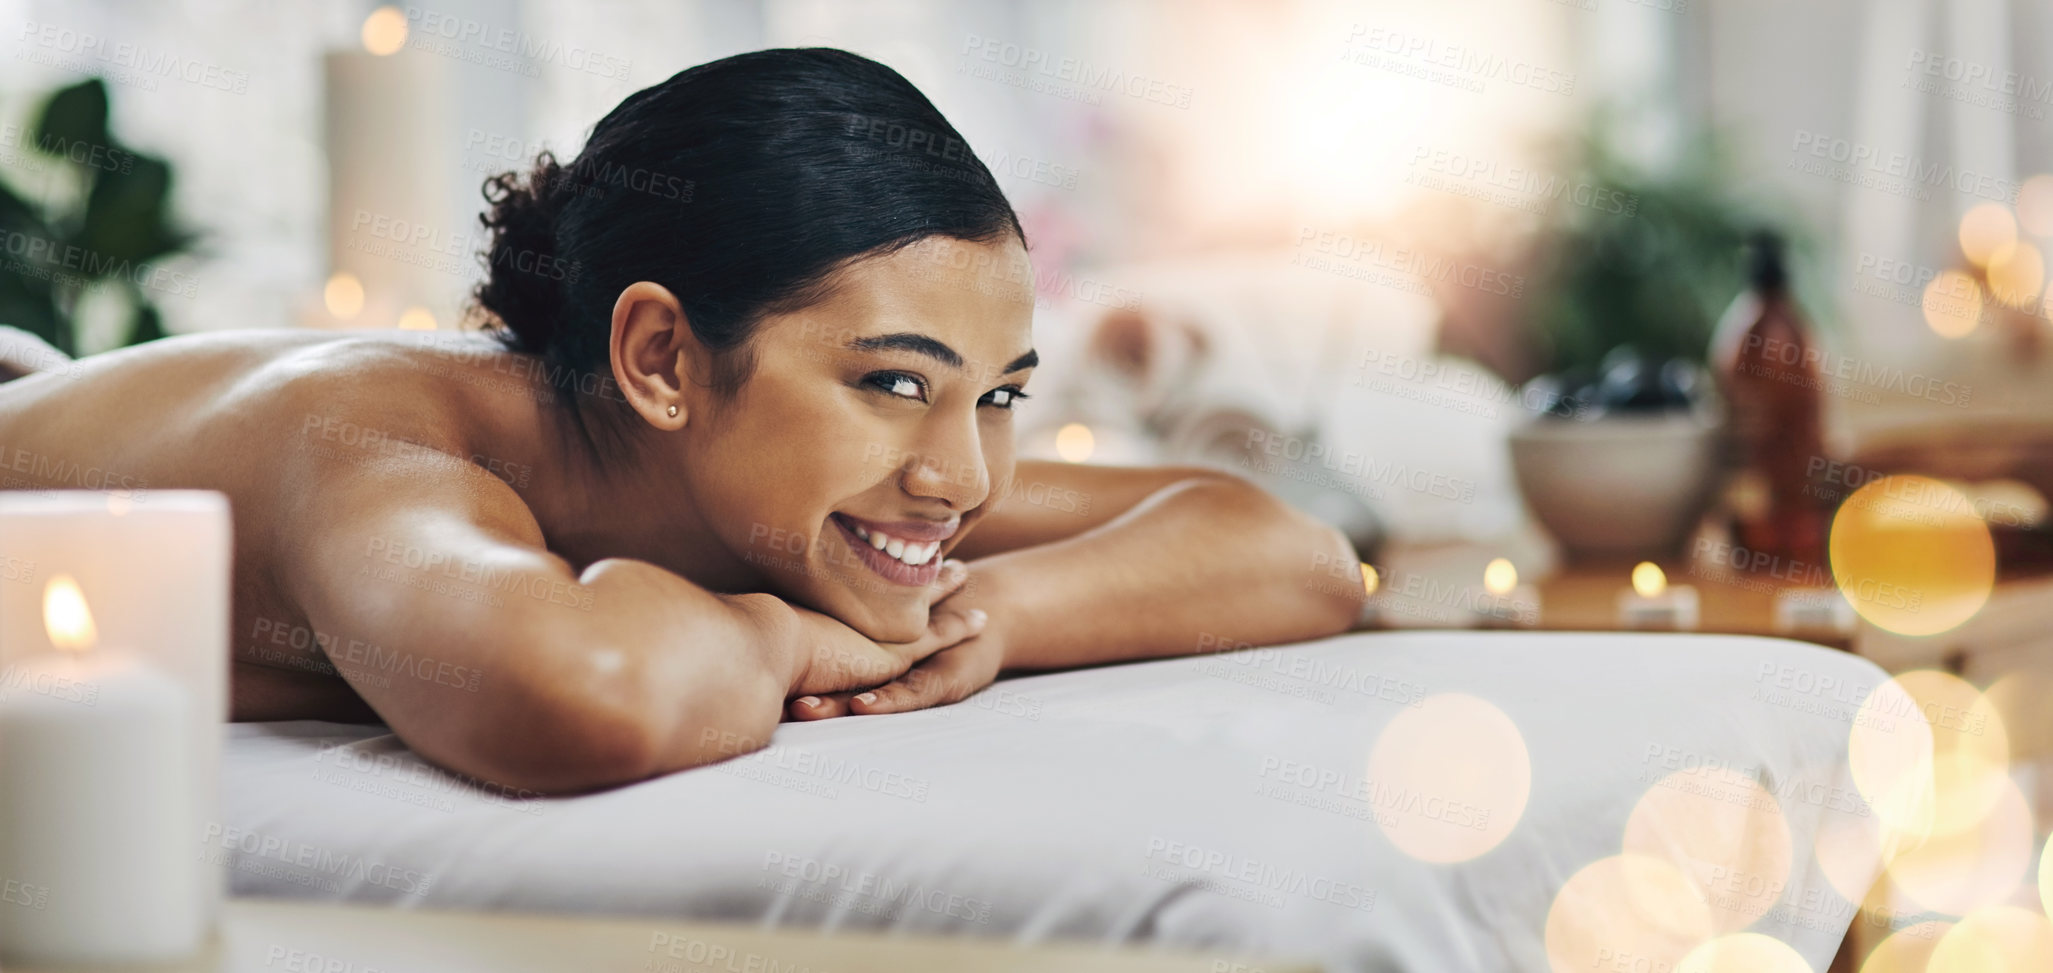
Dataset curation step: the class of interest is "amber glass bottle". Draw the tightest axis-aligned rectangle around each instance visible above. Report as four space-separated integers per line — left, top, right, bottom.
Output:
1709 231 1830 569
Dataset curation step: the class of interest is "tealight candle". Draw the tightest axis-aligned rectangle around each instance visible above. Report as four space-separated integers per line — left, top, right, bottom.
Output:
0 577 201 964
1473 558 1541 628
1616 562 1700 630
1772 587 1855 634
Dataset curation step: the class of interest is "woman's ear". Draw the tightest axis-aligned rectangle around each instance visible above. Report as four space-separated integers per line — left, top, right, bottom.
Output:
608 281 696 429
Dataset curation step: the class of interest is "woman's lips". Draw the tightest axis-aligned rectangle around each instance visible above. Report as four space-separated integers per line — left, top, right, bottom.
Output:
829 514 944 587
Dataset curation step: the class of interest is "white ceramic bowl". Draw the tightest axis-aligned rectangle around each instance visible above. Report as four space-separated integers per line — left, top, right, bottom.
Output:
1507 412 1723 558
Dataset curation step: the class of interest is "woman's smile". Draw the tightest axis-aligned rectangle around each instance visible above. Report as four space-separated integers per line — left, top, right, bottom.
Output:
828 511 956 586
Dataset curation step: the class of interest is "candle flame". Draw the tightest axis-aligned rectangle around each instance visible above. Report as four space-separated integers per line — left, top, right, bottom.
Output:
1483 558 1518 596
1360 563 1380 597
43 574 98 653
1632 562 1668 598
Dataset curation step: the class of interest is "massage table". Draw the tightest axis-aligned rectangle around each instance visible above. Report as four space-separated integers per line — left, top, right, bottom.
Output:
217 631 1891 971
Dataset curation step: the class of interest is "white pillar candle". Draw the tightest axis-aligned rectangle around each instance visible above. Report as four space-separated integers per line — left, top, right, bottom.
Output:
0 491 229 962
0 586 199 962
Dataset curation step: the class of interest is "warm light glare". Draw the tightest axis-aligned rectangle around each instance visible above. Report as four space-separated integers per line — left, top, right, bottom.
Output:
1828 475 1996 636
1986 240 2045 307
1360 563 1379 597
2018 173 2053 236
1677 933 1811 973
1054 423 1094 463
1546 854 1712 973
1366 693 1530 863
42 575 97 653
1624 767 1793 931
1483 558 1518 596
362 6 409 56
1958 204 2017 266
1631 562 1666 598
1884 775 2034 915
397 306 436 331
324 273 365 320
1922 270 1983 339
1928 906 2053 973
1859 922 1954 973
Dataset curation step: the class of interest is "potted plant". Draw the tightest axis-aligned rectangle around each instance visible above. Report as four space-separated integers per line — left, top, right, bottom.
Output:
1509 124 1799 559
0 77 192 356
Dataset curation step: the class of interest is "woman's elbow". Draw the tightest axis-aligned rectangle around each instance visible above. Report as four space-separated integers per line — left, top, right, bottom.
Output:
449 676 666 795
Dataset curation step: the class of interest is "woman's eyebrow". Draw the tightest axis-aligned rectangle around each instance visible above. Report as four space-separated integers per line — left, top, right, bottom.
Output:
847 332 1038 374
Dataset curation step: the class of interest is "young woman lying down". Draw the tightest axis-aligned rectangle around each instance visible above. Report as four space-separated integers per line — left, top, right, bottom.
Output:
0 49 1361 793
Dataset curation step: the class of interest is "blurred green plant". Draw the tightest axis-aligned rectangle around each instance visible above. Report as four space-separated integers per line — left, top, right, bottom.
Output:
0 77 191 356
1525 119 1810 377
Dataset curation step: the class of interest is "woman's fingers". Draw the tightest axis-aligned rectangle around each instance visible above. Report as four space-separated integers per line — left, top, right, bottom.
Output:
786 691 855 720
929 559 970 600
848 643 987 716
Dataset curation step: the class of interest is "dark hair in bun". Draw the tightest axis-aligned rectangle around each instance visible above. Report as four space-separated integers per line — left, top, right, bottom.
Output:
472 47 1024 462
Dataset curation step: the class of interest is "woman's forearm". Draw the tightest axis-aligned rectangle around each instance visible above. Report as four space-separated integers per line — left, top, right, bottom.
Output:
960 474 1363 671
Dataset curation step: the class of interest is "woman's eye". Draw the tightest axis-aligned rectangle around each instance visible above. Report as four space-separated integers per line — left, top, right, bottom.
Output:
982 387 1032 410
865 372 927 402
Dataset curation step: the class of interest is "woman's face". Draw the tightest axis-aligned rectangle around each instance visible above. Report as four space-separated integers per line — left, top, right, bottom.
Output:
676 235 1036 641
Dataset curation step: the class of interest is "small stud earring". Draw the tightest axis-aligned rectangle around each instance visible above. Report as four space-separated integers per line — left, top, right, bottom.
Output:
666 405 679 418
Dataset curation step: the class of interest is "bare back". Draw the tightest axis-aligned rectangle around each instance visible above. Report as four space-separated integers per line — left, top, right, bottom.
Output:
0 329 564 722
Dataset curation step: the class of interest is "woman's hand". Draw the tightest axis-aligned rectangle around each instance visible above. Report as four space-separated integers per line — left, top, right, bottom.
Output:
785 561 1008 721
782 559 987 718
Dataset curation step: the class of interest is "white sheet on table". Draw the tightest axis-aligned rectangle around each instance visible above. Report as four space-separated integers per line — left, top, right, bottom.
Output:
218 631 1892 972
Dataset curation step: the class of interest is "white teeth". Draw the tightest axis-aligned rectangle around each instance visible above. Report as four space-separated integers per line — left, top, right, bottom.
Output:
842 517 940 568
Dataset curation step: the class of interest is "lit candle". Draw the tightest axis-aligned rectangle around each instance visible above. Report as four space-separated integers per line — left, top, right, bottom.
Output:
1616 562 1700 630
1474 558 1541 628
1356 562 1383 628
0 491 229 962
0 577 203 964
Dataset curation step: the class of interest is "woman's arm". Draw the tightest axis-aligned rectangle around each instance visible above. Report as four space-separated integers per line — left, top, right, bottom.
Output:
798 462 1365 717
964 467 1364 668
275 445 977 794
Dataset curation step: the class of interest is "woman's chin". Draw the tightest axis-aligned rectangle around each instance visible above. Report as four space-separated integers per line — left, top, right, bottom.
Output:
838 601 927 644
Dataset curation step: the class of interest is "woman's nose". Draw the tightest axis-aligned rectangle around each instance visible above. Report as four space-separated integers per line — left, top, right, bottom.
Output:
900 431 989 511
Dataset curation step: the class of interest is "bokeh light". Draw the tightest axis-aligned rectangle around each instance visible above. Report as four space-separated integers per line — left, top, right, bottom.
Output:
1814 789 1905 903
362 6 409 56
1360 563 1379 597
1364 693 1529 863
1623 767 1793 931
1859 921 1954 973
1632 561 1667 597
1054 423 1094 463
1483 558 1518 596
397 306 437 331
1928 906 2053 973
1884 775 2033 915
2019 173 2053 236
1828 476 1996 636
1922 270 1983 339
1987 240 2046 307
1984 672 2053 767
1847 671 2010 843
1676 933 1811 973
1546 854 1712 973
1959 204 2018 266
2041 837 2052 921
324 273 365 320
